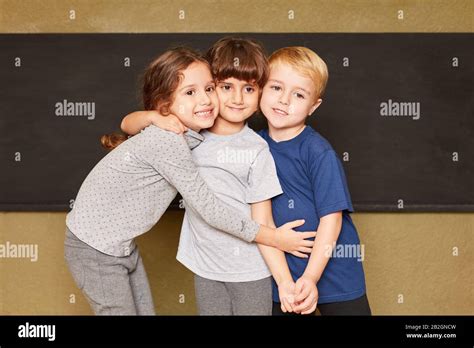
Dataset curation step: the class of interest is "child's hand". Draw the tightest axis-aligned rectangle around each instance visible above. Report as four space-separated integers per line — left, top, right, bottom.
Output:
275 220 316 258
293 276 318 315
151 113 187 134
278 279 296 313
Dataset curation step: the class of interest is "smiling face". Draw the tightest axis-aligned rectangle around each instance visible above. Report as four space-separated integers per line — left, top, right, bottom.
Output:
169 62 219 132
215 77 259 123
260 63 322 137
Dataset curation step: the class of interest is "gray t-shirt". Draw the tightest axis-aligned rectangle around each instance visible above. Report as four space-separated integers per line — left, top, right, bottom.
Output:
176 124 283 282
66 125 260 257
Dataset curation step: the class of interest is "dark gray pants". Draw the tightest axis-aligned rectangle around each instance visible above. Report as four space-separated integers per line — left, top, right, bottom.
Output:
64 227 155 315
194 274 272 315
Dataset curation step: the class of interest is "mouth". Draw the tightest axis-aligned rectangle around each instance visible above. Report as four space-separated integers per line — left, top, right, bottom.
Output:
272 107 288 116
227 106 246 112
194 108 214 118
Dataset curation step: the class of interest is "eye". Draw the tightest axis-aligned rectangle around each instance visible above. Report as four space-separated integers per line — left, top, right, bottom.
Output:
270 85 281 91
206 85 215 93
221 85 231 91
186 89 196 96
244 86 255 93
295 92 305 99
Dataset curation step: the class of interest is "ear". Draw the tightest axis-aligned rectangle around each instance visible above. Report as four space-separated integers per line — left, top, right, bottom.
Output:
159 102 171 116
308 98 323 116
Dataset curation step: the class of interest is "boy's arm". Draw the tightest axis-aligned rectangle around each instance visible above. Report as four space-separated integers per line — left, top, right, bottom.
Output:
121 110 187 135
245 146 316 256
121 111 156 135
301 212 342 282
293 149 352 314
293 211 342 314
251 199 303 313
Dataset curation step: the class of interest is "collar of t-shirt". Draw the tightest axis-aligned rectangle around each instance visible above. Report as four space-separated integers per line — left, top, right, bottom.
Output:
201 123 250 140
264 125 311 148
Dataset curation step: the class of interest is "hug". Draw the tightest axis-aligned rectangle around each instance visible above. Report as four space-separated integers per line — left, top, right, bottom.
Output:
64 37 371 316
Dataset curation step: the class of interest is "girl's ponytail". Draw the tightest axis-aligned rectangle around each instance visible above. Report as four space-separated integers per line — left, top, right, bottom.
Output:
100 132 128 150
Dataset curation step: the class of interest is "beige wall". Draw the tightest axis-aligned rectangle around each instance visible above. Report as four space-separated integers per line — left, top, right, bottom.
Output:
0 0 472 315
0 212 472 314
0 0 472 33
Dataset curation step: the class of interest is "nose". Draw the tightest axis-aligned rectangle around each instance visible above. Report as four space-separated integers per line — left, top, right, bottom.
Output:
278 91 290 106
231 89 244 105
200 90 212 105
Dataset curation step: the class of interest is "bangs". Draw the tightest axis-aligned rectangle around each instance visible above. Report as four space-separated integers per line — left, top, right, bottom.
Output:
207 37 269 88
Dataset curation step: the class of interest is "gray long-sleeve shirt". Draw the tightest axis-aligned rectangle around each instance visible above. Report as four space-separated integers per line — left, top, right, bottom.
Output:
66 125 260 257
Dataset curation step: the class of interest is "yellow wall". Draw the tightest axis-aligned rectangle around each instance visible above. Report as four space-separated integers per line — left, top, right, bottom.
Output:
0 0 471 33
0 212 472 314
0 0 472 315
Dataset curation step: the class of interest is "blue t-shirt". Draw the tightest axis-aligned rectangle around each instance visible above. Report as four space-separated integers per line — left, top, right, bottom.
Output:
259 126 366 304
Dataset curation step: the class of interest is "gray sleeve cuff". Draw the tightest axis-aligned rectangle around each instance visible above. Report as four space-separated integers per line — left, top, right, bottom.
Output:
243 219 260 242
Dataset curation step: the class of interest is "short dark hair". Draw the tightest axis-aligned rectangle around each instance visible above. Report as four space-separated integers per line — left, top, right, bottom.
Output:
206 37 268 89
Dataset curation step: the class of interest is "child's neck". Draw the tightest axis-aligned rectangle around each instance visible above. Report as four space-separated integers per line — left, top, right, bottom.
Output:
208 116 245 135
268 123 307 142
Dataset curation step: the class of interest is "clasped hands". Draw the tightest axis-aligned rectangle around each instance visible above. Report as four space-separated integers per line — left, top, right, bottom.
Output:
278 275 318 315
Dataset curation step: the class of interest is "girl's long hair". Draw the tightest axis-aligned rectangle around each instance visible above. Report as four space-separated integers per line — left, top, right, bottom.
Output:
101 47 209 150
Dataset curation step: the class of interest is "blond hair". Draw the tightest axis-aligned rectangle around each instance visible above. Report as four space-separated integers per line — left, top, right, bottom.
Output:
269 46 328 100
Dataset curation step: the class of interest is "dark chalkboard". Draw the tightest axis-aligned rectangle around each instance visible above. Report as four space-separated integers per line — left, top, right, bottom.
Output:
0 34 472 211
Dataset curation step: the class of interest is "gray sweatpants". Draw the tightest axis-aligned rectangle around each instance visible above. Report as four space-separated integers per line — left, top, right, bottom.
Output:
194 274 272 315
64 227 155 315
